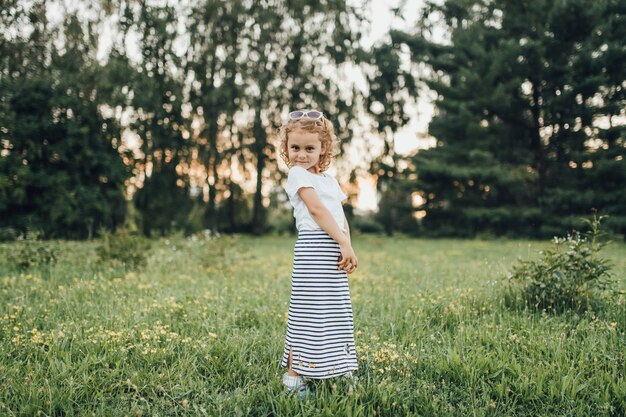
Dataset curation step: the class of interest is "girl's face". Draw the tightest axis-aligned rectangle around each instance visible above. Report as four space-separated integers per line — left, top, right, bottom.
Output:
287 130 325 174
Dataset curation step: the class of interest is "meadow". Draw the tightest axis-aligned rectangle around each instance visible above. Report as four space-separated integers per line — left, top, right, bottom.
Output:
1 233 625 416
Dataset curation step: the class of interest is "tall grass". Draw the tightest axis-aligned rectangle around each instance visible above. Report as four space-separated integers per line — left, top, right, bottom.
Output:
1 234 624 416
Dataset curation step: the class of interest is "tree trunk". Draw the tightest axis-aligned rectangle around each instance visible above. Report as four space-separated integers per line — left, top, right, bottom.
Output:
530 82 546 206
206 109 219 233
204 52 219 233
251 109 266 235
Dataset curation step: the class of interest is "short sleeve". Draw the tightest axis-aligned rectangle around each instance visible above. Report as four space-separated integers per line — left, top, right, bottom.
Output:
285 166 314 199
336 179 348 202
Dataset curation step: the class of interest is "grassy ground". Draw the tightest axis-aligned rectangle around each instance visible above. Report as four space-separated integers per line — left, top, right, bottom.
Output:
1 234 625 416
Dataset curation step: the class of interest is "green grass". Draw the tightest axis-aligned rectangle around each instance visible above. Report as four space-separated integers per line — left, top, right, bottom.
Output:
1 234 625 416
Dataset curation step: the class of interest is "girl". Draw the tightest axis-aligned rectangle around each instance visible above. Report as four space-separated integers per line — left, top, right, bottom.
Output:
278 109 359 398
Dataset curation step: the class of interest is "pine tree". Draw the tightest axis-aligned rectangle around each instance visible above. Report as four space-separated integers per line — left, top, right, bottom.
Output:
395 0 625 237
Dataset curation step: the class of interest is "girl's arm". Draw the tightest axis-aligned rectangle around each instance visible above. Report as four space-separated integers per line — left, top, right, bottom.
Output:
298 187 358 272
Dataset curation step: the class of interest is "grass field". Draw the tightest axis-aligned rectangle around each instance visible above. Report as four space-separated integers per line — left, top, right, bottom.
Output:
1 234 625 416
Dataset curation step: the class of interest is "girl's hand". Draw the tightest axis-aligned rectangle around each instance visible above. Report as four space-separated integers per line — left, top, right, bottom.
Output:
338 244 358 274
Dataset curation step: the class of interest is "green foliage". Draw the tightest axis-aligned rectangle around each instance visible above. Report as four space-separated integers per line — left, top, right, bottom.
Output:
351 215 385 234
134 167 193 237
375 181 418 236
0 7 130 239
266 208 294 235
0 231 57 271
97 230 152 271
394 0 626 238
0 227 18 242
507 216 616 312
15 237 58 271
216 184 254 234
16 244 57 271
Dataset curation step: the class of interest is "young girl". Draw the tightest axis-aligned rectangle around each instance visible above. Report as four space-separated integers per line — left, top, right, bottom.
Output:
278 109 359 398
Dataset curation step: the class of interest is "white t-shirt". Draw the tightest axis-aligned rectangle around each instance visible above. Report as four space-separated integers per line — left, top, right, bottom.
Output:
284 166 348 231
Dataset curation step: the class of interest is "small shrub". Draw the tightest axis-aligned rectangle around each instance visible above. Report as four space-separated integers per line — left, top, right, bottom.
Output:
352 215 385 234
507 214 615 313
5 230 58 271
0 227 19 242
17 241 58 270
97 229 152 270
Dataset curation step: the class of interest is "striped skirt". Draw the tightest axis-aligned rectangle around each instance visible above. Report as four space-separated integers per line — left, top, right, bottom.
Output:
280 230 358 379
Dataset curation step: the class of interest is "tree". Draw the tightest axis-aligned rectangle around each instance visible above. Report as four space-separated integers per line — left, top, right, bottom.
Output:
365 42 414 235
0 3 130 238
123 2 192 236
184 0 366 235
395 0 625 237
186 0 247 233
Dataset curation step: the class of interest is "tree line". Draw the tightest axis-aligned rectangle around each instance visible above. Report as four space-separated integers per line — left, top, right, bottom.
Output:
392 0 626 239
1 0 624 239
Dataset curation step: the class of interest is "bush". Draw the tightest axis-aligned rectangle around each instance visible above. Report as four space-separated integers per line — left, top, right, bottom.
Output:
506 215 615 313
17 241 57 270
97 229 152 270
0 231 58 272
352 214 385 234
0 227 19 242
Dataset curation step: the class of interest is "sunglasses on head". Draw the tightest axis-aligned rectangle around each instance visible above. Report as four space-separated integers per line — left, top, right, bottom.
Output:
288 110 324 120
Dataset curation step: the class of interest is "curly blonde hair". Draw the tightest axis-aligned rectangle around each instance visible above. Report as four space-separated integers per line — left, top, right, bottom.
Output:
278 115 338 172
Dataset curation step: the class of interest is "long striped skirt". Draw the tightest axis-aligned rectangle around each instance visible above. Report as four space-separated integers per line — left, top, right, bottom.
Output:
280 229 358 379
